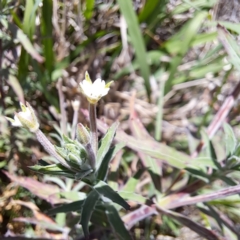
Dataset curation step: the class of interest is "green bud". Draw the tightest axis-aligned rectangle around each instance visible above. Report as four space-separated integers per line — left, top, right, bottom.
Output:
76 123 90 146
55 146 68 159
68 153 82 164
62 134 75 144
64 143 79 154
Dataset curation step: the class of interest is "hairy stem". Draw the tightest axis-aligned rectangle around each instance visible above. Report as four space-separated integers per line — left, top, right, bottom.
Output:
89 103 98 156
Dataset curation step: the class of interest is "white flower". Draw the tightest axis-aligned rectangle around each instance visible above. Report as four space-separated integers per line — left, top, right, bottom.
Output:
79 72 112 104
6 102 39 132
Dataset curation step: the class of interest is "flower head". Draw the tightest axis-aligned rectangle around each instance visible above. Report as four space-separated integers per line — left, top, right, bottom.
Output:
79 71 112 104
6 102 39 132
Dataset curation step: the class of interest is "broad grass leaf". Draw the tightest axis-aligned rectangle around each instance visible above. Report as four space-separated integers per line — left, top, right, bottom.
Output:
117 0 151 99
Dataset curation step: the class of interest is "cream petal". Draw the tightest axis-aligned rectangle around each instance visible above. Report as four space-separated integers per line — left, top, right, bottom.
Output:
101 88 110 96
12 115 23 126
79 75 111 104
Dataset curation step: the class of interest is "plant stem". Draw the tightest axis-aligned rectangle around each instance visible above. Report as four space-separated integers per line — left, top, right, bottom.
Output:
89 103 98 155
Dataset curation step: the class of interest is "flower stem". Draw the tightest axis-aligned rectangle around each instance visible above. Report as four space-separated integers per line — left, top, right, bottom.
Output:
89 103 98 156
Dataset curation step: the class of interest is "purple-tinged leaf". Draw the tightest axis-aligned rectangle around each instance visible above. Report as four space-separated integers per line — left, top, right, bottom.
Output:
128 110 162 190
158 184 240 210
14 217 69 233
122 205 157 230
105 204 132 240
96 118 215 170
155 204 221 240
3 171 65 204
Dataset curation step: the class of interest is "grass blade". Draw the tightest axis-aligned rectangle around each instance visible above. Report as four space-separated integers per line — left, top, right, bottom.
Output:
41 0 54 77
117 0 151 100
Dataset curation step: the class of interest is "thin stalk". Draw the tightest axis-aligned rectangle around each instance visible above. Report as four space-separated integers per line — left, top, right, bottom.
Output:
57 79 67 135
89 103 98 155
155 73 165 141
71 100 80 140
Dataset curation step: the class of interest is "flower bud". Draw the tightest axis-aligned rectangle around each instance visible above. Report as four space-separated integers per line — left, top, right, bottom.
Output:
6 102 39 132
76 123 90 146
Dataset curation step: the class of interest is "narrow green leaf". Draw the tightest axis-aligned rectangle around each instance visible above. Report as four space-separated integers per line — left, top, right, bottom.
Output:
94 181 130 210
164 11 208 93
172 0 217 14
117 0 151 99
224 123 237 156
218 24 240 73
22 0 35 39
8 23 44 63
123 169 144 192
138 0 161 22
218 21 240 35
75 169 93 180
80 190 100 238
41 0 54 76
97 143 125 181
191 32 218 47
105 204 132 240
84 0 95 20
143 156 162 190
155 75 165 141
29 163 75 179
96 122 119 169
185 168 209 182
7 75 24 103
118 191 147 204
47 200 85 215
156 206 220 240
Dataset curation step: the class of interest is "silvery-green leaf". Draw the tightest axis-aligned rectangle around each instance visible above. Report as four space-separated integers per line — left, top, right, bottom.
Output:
105 204 132 240
29 163 75 178
75 169 93 180
64 143 79 154
224 123 237 156
79 148 88 162
94 180 130 210
62 134 74 144
47 200 85 215
80 189 100 238
96 122 119 169
55 146 67 159
97 143 125 181
67 153 82 170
